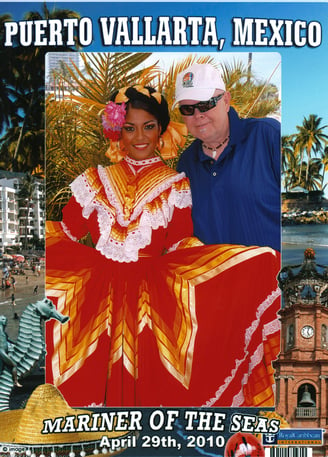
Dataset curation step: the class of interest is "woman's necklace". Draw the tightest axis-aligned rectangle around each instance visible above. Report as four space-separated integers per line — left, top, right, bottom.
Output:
202 136 230 158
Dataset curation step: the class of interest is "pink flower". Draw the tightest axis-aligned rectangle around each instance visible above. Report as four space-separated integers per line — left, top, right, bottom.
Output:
102 102 126 140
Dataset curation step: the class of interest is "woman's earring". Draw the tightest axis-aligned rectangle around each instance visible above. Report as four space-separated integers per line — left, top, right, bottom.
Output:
158 137 164 150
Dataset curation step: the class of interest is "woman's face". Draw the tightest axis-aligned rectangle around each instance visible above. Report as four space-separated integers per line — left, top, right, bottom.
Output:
121 107 161 160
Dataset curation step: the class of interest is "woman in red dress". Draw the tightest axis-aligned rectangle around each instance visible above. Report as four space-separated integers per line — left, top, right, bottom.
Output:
46 85 281 407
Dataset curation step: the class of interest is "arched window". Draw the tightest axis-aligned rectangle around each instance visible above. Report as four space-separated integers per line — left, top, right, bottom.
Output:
297 384 316 407
286 324 294 349
322 324 328 348
301 285 316 299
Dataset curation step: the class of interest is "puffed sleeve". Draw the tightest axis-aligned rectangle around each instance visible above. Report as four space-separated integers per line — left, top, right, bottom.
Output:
61 196 90 241
165 206 204 252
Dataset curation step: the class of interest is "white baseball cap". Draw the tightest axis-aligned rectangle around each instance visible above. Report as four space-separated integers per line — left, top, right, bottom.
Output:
174 63 226 105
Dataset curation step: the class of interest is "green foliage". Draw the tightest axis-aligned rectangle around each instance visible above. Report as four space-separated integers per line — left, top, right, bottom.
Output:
282 135 301 192
18 173 43 250
0 6 80 173
46 53 156 220
46 52 283 219
220 58 280 118
282 114 328 192
298 159 323 191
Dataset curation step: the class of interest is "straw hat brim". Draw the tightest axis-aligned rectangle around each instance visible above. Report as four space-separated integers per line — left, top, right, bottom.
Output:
0 384 132 445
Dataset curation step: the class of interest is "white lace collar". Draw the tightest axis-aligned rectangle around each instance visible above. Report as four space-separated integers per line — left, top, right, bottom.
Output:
124 155 162 167
68 163 192 262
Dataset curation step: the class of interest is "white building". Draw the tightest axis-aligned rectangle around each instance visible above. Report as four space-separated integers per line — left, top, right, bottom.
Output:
0 176 19 250
46 52 81 82
45 52 81 94
0 172 45 252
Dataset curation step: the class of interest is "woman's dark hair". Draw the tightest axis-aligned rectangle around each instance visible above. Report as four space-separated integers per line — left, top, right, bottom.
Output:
110 86 170 134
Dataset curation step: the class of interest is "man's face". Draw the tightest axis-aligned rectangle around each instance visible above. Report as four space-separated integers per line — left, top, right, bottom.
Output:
179 90 231 145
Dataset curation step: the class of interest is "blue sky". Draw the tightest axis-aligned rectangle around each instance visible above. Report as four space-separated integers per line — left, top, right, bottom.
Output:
1 1 327 139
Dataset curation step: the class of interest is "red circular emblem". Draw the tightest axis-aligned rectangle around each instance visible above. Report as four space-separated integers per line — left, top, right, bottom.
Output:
224 432 265 457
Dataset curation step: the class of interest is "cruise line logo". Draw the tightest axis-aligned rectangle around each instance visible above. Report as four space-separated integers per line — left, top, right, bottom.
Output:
263 429 324 446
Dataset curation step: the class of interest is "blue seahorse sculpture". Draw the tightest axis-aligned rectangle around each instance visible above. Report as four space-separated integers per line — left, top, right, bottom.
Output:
0 297 69 411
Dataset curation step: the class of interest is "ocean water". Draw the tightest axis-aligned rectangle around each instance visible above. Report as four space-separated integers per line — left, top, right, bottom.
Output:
282 224 328 267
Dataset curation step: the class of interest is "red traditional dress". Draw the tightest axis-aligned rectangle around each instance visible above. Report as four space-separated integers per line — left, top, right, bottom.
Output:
46 156 281 407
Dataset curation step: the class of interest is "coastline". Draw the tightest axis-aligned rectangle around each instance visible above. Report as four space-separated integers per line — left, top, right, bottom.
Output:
282 224 328 266
282 197 328 225
282 209 328 225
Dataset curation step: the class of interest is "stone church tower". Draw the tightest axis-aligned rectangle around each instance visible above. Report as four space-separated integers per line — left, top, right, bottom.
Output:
274 248 328 455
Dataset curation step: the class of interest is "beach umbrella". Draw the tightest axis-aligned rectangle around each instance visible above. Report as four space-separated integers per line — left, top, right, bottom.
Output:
12 254 25 262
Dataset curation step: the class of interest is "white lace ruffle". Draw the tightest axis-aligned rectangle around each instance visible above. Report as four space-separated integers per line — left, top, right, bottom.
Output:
71 173 96 220
98 165 190 226
230 317 281 407
167 240 182 253
203 287 281 407
60 221 78 242
70 167 192 263
125 155 162 167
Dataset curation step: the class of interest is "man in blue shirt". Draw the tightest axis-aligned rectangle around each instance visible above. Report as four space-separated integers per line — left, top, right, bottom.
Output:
175 63 281 252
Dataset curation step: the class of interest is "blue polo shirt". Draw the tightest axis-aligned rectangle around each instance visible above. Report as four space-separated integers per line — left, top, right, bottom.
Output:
177 107 281 251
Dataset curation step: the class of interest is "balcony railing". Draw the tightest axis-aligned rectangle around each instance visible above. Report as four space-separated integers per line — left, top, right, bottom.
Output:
295 407 318 418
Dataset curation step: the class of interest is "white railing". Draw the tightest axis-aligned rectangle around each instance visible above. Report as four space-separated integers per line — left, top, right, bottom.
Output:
295 407 318 418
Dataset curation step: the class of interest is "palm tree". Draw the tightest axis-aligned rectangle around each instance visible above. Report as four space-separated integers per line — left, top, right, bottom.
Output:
220 59 280 119
0 95 45 172
281 135 301 192
0 4 80 173
299 158 323 191
0 14 20 134
46 52 155 220
293 114 328 184
321 145 328 188
46 53 282 219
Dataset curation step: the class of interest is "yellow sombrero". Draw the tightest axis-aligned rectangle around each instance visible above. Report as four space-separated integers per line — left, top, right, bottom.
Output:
0 384 136 456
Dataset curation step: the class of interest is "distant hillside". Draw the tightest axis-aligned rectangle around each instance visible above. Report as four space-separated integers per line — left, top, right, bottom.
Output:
282 198 328 212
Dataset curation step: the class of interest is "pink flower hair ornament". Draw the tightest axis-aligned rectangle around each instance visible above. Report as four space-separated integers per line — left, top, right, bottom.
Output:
102 101 127 140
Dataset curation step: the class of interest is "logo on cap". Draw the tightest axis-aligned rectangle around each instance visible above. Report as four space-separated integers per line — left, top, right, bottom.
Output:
182 72 194 88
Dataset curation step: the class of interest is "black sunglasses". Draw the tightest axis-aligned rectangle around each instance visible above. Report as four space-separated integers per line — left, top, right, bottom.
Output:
179 93 225 116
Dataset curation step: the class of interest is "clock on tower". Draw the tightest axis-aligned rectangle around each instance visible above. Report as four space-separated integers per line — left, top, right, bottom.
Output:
273 248 328 456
